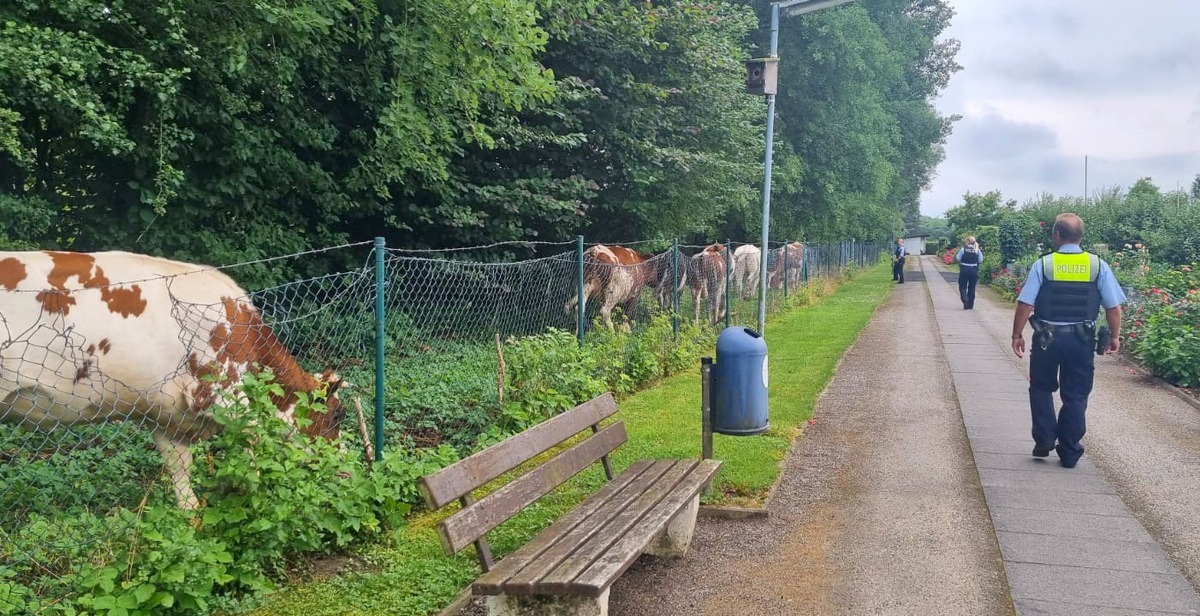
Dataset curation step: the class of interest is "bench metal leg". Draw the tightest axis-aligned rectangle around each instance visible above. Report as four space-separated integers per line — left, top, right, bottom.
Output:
646 494 699 558
485 589 610 616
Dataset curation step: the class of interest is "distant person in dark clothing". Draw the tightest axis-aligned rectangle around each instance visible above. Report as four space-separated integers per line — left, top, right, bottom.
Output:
892 239 906 283
956 236 982 309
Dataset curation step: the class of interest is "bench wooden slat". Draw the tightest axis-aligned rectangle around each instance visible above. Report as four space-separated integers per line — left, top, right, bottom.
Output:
472 459 661 595
566 459 722 596
494 460 680 596
438 421 627 554
420 393 620 509
534 459 697 593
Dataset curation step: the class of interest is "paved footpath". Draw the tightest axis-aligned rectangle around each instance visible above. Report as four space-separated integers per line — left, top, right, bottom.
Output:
464 257 1200 616
925 256 1200 616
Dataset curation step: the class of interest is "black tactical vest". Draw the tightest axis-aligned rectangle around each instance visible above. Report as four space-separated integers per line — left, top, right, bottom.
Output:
1032 252 1102 323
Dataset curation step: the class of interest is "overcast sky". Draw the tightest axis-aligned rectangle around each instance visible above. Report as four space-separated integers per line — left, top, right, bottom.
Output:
920 0 1200 217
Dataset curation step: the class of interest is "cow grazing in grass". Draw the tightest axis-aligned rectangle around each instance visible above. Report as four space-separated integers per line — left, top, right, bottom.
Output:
732 244 761 300
565 244 664 332
768 242 805 289
687 243 728 324
0 251 346 509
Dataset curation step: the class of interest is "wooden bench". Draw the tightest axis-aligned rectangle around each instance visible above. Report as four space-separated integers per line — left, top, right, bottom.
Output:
419 392 721 616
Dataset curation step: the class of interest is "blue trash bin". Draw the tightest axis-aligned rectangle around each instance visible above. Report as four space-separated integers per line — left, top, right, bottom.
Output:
712 326 769 435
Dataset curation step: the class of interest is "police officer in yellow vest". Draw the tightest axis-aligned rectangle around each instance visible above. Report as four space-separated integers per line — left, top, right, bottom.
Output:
1011 214 1124 468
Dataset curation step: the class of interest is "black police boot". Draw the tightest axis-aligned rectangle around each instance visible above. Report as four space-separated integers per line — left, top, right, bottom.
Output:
1032 444 1054 458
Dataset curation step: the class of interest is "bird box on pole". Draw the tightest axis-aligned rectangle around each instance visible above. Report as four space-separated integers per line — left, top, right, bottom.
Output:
745 58 779 96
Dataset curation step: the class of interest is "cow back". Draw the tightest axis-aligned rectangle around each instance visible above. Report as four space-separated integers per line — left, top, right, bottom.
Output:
0 251 329 441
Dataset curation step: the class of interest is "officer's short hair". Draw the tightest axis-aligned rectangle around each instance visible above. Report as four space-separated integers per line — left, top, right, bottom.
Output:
1054 213 1084 243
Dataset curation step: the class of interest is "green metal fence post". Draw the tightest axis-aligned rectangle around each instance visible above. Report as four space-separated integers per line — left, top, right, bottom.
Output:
576 235 585 348
724 239 732 330
672 238 680 338
373 236 386 463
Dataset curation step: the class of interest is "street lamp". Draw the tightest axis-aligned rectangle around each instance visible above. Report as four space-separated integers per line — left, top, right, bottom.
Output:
753 0 854 334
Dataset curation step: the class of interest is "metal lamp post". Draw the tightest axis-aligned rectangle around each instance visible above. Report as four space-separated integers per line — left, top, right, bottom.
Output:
754 0 855 334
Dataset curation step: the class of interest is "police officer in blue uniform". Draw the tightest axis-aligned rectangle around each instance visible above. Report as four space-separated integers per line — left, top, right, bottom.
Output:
1011 214 1124 468
892 239 906 283
955 236 981 309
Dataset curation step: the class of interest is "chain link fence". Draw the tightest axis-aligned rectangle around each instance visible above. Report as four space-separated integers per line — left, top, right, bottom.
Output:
0 237 879 609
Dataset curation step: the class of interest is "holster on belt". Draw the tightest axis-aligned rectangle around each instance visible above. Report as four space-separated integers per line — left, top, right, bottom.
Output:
1030 319 1053 351
1032 320 1096 352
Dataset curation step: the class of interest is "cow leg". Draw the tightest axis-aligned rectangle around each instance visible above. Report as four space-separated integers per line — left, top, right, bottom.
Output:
618 298 639 332
600 290 618 330
152 431 199 509
710 278 726 324
566 283 596 336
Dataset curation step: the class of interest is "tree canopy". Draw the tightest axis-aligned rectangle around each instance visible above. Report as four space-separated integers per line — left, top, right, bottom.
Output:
1 0 961 284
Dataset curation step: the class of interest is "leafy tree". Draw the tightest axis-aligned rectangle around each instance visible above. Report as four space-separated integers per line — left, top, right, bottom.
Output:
438 0 764 245
945 190 1014 236
744 0 960 243
1 0 560 283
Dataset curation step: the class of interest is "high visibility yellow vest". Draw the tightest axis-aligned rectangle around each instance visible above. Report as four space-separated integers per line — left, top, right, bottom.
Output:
1034 251 1101 323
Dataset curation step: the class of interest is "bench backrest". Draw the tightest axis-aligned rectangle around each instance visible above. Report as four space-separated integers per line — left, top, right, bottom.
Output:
419 392 623 570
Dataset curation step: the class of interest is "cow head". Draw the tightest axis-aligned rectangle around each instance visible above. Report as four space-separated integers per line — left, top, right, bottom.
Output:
304 370 349 439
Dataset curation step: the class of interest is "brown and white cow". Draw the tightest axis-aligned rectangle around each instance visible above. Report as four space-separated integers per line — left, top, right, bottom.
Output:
732 244 761 300
0 251 346 509
768 242 805 289
686 243 728 324
565 244 661 332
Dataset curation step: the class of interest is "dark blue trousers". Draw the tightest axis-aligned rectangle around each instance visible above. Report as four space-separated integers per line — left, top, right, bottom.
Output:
1029 327 1095 466
958 266 979 308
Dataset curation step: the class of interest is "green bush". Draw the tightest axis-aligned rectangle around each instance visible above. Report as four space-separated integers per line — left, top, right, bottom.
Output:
2 371 417 614
988 267 1022 301
1123 264 1200 387
502 329 606 432
998 218 1024 266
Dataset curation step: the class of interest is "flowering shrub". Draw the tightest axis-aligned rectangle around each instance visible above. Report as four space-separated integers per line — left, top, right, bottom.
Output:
942 248 955 265
989 267 1022 301
1122 263 1200 387
1110 243 1152 285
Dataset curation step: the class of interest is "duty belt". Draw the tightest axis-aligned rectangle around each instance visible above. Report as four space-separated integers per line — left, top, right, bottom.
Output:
1030 320 1095 351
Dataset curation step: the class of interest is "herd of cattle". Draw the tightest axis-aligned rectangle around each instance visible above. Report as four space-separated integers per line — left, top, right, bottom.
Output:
0 243 803 510
566 242 806 330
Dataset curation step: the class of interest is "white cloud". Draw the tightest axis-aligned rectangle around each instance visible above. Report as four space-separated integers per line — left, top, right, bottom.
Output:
920 0 1200 216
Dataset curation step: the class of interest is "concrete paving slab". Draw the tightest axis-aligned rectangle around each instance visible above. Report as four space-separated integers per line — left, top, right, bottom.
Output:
973 452 1098 475
967 437 1040 456
968 426 1040 441
920 256 1200 616
978 467 1115 494
1006 562 1199 613
996 531 1178 574
950 360 1023 374
990 507 1155 544
1014 598 1196 616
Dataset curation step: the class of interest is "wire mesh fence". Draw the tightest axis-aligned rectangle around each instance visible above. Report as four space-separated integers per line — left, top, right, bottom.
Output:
0 237 880 609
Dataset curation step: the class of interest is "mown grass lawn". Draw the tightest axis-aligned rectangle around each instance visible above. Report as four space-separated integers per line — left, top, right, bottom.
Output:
234 263 893 616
